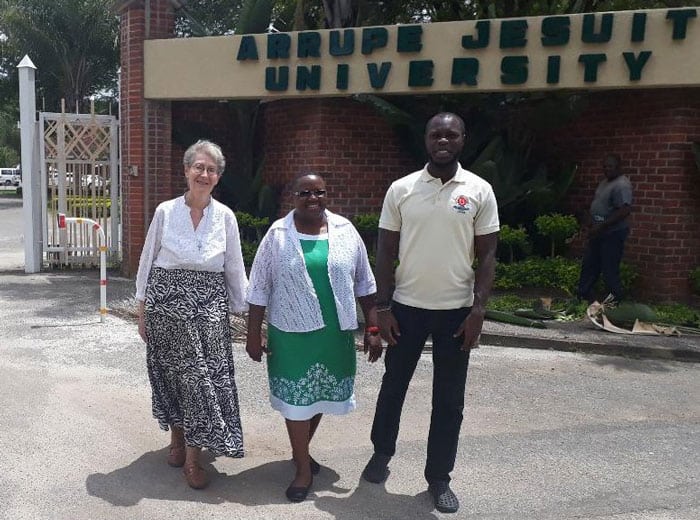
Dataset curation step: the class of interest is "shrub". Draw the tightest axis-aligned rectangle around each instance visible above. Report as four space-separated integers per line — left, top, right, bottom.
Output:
352 213 380 256
653 303 700 327
487 294 531 312
235 211 271 273
534 213 579 258
690 267 700 295
352 213 380 235
240 239 258 273
235 211 270 242
498 224 530 263
49 196 112 219
617 263 639 296
495 257 578 294
494 256 638 296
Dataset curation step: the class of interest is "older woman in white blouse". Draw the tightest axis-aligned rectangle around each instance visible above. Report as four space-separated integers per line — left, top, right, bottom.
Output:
135 140 248 490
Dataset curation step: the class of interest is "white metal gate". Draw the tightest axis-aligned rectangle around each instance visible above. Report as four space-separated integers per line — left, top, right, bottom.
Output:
40 111 120 266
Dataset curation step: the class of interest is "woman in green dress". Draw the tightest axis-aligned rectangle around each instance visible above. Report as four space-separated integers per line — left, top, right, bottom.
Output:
246 173 382 502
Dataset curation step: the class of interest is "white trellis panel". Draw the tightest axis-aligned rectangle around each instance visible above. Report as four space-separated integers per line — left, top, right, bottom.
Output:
40 111 120 267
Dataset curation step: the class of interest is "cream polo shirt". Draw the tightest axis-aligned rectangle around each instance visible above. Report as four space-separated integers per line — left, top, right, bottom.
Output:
379 164 500 310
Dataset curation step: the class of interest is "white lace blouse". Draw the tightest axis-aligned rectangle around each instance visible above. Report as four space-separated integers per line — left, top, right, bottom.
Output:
246 210 376 332
135 196 249 312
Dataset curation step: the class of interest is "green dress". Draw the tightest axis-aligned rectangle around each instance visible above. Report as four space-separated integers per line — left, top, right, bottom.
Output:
267 234 357 420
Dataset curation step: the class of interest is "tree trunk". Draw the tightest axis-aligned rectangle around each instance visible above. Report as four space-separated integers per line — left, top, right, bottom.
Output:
322 0 358 28
293 0 306 31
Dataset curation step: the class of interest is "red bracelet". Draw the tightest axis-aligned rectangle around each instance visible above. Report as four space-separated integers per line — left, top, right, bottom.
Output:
365 326 380 335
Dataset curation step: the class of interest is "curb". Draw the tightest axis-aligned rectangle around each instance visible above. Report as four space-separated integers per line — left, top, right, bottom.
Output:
481 333 700 363
355 330 700 362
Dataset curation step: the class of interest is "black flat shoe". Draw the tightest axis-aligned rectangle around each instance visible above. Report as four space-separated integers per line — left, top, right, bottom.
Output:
285 476 313 503
310 456 321 475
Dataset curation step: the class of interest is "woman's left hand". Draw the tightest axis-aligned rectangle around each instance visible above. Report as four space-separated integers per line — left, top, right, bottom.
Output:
138 314 147 343
364 333 384 363
246 333 269 362
137 300 147 343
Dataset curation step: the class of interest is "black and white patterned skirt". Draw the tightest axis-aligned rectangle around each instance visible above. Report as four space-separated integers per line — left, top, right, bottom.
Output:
144 267 243 458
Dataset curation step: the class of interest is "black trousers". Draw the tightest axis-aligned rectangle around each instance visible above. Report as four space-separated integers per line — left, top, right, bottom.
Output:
369 301 471 484
577 227 630 302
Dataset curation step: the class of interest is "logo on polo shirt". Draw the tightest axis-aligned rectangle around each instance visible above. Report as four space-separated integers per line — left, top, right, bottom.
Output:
452 194 473 214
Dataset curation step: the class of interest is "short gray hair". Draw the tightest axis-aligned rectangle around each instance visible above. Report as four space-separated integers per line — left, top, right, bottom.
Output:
183 140 226 174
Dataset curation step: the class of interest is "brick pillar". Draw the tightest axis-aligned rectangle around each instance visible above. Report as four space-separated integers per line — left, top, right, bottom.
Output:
261 98 419 216
119 0 175 276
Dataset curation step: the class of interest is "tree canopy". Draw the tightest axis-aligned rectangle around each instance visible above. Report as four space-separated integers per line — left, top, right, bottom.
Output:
0 0 119 112
224 0 700 30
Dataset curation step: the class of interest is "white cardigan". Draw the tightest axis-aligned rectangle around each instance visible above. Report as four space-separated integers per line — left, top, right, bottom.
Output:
246 209 376 332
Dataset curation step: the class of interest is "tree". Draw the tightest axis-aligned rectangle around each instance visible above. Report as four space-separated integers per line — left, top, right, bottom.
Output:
0 0 119 112
321 0 357 27
176 0 246 36
333 0 700 26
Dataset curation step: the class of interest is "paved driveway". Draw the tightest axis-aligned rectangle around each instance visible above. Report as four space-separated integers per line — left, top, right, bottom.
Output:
1 196 699 519
0 195 23 270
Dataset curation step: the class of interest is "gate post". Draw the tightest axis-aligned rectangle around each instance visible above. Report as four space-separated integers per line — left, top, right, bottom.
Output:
18 55 42 273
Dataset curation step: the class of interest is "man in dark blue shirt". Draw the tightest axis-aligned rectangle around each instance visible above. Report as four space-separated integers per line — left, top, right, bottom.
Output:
577 154 633 303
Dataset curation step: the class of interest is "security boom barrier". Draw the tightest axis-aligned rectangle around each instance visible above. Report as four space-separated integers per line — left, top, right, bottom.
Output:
57 213 107 323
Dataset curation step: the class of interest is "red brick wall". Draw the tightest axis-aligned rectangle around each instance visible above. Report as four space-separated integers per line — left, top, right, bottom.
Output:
260 98 419 217
119 0 174 275
171 101 239 196
544 88 700 301
118 3 699 300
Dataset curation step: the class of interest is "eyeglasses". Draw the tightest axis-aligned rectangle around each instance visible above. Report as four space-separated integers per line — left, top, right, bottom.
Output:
191 163 219 175
294 189 327 198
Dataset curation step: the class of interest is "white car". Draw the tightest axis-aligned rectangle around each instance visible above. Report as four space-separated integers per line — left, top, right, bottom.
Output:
0 168 20 186
48 170 75 187
81 173 109 191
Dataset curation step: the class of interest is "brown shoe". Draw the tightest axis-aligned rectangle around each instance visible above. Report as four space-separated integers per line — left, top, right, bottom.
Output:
183 463 209 489
167 445 186 467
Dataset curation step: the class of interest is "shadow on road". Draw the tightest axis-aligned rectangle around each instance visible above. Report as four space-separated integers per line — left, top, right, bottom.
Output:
87 449 350 507
86 449 436 516
314 480 439 519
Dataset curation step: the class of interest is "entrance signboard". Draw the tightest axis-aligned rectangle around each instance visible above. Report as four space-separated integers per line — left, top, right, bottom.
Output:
144 8 699 99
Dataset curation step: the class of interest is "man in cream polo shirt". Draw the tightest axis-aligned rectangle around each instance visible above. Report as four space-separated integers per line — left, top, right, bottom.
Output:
362 112 500 514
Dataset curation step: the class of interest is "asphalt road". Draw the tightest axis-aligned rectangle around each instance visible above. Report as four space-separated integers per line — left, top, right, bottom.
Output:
1 195 699 519
0 195 23 270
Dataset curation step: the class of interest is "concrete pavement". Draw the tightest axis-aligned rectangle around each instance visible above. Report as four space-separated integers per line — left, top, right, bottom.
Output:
1 269 699 520
1 194 700 518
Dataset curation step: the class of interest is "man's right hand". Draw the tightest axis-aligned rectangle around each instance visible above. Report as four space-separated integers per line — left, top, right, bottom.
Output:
588 223 603 239
378 310 401 346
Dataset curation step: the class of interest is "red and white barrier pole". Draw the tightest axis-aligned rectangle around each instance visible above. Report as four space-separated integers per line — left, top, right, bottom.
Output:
57 213 107 323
